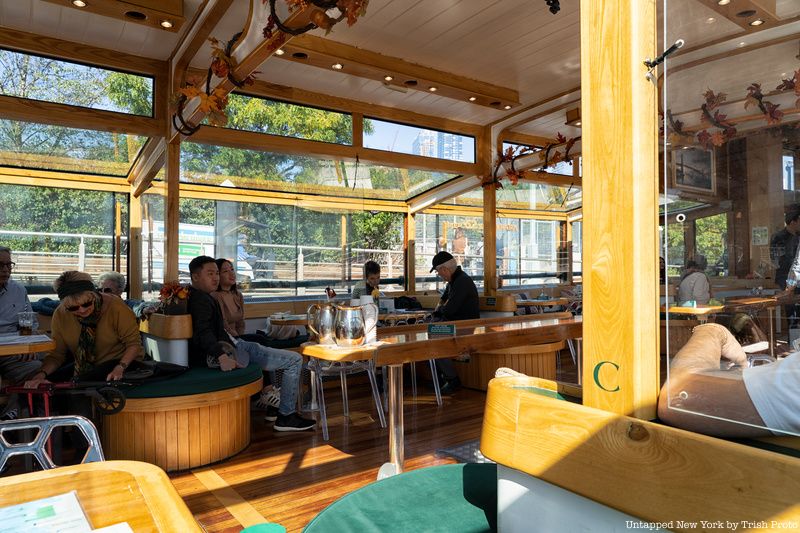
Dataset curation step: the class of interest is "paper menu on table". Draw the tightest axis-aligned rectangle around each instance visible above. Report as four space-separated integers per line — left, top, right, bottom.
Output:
0 334 51 345
0 490 92 533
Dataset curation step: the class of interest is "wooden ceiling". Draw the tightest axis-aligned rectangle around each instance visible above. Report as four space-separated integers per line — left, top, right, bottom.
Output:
1 0 799 141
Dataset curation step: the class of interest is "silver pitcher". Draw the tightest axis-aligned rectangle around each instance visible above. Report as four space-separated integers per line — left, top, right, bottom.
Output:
307 302 337 345
334 305 366 347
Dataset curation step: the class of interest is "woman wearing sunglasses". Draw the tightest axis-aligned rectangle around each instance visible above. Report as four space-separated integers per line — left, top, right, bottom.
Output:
25 271 143 389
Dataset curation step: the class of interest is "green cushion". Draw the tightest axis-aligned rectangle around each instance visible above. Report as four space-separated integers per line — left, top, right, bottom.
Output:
304 463 497 533
125 364 262 398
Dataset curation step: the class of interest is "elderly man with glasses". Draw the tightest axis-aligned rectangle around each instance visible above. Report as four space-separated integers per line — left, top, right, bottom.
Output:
0 246 43 419
430 251 480 394
98 271 157 319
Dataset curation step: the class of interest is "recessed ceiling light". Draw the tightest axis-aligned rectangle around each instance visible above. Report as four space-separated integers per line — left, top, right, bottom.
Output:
275 49 285 56
160 20 173 28
332 63 343 70
383 75 393 82
72 0 87 6
682 146 691 150
738 41 747 47
574 121 581 126
428 86 438 92
750 19 764 26
468 96 477 102
504 105 512 110
706 17 716 24
717 0 730 4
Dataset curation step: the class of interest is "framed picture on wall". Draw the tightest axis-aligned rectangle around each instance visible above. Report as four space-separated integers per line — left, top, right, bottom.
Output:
670 147 716 195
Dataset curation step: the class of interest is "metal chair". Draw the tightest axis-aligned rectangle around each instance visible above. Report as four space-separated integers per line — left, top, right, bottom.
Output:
307 358 386 441
0 415 104 471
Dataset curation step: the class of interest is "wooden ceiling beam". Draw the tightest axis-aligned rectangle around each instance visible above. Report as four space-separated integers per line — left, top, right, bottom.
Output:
500 131 556 149
280 34 520 110
0 27 166 75
695 0 779 31
41 0 184 33
170 0 234 89
190 125 477 176
0 94 163 137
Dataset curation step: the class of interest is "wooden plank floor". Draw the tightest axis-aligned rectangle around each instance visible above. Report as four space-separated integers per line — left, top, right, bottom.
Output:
168 376 489 532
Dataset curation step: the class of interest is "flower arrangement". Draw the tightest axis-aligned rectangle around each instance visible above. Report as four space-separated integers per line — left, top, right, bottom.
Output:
159 281 189 314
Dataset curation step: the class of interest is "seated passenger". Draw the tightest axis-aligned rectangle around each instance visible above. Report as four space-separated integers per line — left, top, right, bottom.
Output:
25 270 144 387
0 246 42 420
658 323 799 437
188 255 315 432
352 260 381 300
98 271 157 319
677 255 711 305
430 251 480 394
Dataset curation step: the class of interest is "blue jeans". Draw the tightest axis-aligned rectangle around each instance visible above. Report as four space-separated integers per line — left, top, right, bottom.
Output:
235 340 301 416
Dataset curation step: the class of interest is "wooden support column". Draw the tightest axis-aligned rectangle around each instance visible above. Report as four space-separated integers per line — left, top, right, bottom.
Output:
128 191 143 299
164 141 181 283
405 211 416 293
479 126 496 294
352 112 363 149
580 0 659 418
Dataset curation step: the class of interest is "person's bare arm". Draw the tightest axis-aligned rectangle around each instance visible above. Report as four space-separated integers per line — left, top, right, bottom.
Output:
658 323 768 438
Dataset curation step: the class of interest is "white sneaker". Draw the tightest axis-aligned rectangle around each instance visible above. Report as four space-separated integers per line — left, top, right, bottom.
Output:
255 387 281 410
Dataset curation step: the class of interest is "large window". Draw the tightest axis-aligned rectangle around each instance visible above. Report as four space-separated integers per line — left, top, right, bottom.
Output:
363 118 475 163
0 48 154 116
415 213 484 290
0 183 129 294
221 93 353 144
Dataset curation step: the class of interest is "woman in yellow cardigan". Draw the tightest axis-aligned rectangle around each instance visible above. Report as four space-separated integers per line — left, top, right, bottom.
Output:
25 271 143 388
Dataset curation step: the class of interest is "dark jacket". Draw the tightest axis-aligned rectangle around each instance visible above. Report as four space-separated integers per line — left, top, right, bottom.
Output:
438 266 480 321
187 286 229 367
770 228 799 289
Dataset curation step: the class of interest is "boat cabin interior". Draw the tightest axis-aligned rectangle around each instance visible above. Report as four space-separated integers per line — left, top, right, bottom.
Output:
1 0 800 531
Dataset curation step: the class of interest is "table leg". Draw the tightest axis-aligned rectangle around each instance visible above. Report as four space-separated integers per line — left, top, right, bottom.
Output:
768 308 774 358
377 363 404 480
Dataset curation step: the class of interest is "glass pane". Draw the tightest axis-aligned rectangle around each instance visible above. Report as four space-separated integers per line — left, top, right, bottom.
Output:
415 213 484 290
0 48 153 116
496 181 581 212
140 191 165 299
347 211 405 294
363 118 476 163
0 119 146 177
181 142 460 200
661 3 800 437
0 183 128 295
220 93 352 144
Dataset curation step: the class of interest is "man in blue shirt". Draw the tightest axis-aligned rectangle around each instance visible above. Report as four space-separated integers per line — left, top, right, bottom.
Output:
0 246 42 419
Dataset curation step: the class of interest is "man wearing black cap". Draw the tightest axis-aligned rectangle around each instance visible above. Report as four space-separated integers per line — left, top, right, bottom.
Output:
430 251 479 393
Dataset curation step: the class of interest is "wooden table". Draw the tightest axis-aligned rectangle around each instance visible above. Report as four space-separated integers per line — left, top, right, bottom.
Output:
300 314 582 479
0 460 201 531
661 304 724 324
0 333 55 357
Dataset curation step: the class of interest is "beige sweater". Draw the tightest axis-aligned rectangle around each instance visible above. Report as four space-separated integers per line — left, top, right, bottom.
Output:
212 288 245 336
45 293 144 370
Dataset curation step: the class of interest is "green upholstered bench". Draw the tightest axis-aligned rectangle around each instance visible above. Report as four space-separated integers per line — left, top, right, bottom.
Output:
304 463 497 533
102 364 263 472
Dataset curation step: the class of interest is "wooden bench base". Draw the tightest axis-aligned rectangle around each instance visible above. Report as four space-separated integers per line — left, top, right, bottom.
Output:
454 341 566 391
102 379 262 472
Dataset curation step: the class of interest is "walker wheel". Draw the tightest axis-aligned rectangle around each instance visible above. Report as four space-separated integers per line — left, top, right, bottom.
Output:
95 386 126 414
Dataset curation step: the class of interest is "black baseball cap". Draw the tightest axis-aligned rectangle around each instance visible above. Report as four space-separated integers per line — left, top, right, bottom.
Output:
430 251 454 272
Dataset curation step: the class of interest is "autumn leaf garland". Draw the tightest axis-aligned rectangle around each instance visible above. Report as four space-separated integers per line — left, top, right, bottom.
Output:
484 133 579 189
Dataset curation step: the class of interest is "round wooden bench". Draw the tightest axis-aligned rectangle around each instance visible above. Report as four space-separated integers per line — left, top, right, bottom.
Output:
102 365 263 472
454 341 566 390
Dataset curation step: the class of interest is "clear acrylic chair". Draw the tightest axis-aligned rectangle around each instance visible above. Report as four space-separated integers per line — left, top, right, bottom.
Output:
0 415 104 471
307 358 386 441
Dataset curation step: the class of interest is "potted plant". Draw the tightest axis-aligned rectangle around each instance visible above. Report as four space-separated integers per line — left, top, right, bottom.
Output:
159 281 189 315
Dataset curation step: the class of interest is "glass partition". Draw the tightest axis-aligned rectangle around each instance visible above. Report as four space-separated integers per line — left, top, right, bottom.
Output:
661 1 800 437
414 213 484 291
363 118 476 163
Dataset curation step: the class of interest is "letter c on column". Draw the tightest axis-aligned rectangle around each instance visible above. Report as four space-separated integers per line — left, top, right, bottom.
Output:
593 361 620 392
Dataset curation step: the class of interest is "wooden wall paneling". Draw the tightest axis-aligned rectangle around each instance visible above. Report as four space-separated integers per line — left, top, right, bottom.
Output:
164 141 180 282
580 0 659 418
165 409 178 472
